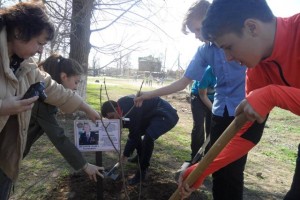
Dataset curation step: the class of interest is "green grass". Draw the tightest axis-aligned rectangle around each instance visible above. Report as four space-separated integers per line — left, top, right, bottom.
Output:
156 127 191 162
258 107 299 164
86 79 147 110
262 146 297 163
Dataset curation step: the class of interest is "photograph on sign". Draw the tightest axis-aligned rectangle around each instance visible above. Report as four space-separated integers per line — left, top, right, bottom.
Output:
74 119 120 152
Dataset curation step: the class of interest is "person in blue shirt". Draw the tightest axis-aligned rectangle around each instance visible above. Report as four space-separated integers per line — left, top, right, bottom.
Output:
198 66 215 111
134 0 266 199
190 66 216 161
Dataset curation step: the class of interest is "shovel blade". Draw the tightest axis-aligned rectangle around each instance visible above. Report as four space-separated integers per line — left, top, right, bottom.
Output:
108 173 119 180
104 162 120 180
104 170 120 180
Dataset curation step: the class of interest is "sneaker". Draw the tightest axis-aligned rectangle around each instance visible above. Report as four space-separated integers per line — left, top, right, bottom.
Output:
128 169 147 185
127 155 138 163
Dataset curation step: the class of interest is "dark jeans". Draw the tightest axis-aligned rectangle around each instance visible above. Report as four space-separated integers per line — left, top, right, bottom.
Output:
190 94 212 160
284 143 300 200
136 133 154 171
210 108 266 200
211 112 246 200
0 169 12 200
132 106 178 171
210 110 246 200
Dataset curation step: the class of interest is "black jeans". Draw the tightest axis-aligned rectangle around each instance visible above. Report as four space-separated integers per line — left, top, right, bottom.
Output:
131 132 164 171
136 133 154 171
0 169 12 200
211 112 246 200
210 108 266 200
284 143 300 200
190 94 211 160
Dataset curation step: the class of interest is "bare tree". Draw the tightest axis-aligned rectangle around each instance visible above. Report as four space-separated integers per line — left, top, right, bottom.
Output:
91 51 100 75
68 0 94 98
44 0 73 57
47 0 72 54
69 0 93 68
2 0 171 65
67 0 171 97
90 0 171 69
0 0 172 96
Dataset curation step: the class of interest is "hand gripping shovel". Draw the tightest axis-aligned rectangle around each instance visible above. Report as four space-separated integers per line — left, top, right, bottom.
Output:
174 135 211 182
169 113 248 200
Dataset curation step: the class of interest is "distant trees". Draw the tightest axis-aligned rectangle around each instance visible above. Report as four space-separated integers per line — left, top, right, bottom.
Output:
2 0 170 69
1 0 172 95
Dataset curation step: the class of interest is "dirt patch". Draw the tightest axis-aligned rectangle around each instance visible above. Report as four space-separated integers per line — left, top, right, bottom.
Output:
44 169 212 200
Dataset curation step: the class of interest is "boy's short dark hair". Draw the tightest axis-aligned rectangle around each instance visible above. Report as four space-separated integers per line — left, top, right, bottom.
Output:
202 0 274 41
101 100 118 118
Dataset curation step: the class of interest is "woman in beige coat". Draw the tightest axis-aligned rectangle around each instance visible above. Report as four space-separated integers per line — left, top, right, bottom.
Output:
0 1 102 199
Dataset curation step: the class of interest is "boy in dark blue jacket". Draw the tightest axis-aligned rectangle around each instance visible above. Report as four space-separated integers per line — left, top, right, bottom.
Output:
101 95 179 185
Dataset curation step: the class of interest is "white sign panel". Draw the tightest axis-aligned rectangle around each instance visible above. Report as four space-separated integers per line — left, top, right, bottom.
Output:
74 119 120 152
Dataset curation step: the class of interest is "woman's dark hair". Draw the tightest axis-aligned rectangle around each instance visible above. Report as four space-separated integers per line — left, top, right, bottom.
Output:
101 100 118 118
0 1 55 42
38 53 84 84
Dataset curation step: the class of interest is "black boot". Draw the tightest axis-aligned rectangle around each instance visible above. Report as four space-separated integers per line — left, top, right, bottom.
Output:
284 143 300 200
128 169 147 185
128 154 139 163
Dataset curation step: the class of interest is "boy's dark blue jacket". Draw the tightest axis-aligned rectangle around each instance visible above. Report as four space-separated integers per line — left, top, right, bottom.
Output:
117 95 178 157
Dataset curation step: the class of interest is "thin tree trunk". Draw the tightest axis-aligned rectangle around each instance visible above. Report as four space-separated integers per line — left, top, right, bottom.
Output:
69 0 94 99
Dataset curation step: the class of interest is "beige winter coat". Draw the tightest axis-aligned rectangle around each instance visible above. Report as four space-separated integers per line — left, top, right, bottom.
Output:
0 28 83 181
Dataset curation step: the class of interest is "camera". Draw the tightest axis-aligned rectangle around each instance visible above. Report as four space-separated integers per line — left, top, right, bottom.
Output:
22 81 47 101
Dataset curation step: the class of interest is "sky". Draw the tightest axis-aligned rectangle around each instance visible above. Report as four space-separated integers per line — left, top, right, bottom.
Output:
4 0 299 70
91 0 300 71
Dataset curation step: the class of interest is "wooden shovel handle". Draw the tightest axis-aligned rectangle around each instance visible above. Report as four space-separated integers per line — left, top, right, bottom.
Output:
169 113 248 200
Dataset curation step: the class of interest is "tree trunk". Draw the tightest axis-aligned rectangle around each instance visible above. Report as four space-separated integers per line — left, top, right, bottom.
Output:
69 0 94 99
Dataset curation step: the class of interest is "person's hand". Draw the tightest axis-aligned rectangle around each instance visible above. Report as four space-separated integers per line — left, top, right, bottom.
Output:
79 102 101 122
235 99 265 123
134 91 153 107
0 96 38 116
177 170 196 200
86 108 101 122
83 163 104 182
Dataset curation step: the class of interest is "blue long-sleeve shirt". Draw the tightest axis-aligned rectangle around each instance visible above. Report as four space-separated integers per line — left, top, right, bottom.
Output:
184 43 246 117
